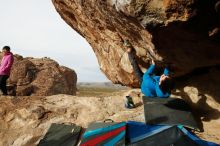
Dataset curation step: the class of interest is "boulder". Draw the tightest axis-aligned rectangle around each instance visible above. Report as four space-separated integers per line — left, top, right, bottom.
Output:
0 54 77 96
52 0 220 87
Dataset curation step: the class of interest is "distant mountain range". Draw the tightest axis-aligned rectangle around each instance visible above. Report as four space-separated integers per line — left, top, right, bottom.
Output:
77 82 128 89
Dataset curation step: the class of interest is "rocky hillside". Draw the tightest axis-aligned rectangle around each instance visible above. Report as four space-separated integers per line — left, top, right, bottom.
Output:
0 54 77 96
0 86 219 146
52 0 220 87
0 66 219 145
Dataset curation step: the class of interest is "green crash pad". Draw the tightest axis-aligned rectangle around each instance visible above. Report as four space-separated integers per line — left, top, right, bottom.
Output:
143 97 200 131
38 123 81 146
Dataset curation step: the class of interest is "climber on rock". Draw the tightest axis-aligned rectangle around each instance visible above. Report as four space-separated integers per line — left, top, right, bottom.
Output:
0 46 14 95
124 40 174 98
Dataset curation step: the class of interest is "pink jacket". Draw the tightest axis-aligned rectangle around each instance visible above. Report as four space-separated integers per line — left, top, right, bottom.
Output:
0 52 14 76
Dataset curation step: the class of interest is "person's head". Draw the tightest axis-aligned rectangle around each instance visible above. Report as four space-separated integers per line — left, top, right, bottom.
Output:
2 46 10 55
159 74 174 93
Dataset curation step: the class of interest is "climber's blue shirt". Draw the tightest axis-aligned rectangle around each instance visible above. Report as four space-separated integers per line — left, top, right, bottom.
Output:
141 65 170 98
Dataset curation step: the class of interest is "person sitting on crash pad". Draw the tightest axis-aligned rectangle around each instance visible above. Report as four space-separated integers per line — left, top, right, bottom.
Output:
124 40 174 98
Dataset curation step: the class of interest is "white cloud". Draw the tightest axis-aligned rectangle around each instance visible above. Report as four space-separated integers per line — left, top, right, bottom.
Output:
0 0 109 82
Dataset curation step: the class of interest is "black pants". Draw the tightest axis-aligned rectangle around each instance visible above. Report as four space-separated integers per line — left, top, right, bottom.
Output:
128 52 144 84
0 75 9 95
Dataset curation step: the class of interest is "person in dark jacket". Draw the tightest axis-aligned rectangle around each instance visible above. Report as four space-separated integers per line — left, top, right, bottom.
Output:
125 40 174 98
0 46 14 95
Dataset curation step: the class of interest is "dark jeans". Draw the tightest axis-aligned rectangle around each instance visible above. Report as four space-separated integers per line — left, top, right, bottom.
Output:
128 52 143 84
0 75 9 95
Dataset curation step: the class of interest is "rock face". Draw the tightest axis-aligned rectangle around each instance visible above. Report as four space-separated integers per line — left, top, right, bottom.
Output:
0 54 77 96
52 0 220 87
172 67 220 141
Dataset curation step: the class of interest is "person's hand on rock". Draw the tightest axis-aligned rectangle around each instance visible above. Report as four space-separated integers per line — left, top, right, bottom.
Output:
151 59 155 65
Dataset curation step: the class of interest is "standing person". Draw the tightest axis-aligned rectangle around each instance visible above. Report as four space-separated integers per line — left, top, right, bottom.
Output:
0 46 14 95
125 40 174 98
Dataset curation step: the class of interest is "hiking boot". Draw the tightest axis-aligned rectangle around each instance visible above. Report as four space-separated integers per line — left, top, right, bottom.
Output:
125 96 135 109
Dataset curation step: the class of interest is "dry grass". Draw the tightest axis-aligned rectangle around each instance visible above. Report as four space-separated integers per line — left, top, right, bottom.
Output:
77 86 127 97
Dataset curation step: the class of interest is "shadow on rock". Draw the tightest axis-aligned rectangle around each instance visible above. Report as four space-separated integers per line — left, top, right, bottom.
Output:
172 66 220 131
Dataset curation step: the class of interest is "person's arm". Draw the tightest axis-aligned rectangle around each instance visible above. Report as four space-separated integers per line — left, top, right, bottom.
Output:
145 59 156 75
163 68 169 76
155 84 170 98
146 64 155 75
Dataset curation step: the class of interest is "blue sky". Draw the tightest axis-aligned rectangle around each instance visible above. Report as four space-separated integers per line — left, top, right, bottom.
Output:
0 0 109 82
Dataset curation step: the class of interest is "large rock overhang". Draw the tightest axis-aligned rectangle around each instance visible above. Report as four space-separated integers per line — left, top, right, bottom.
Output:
52 0 220 87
